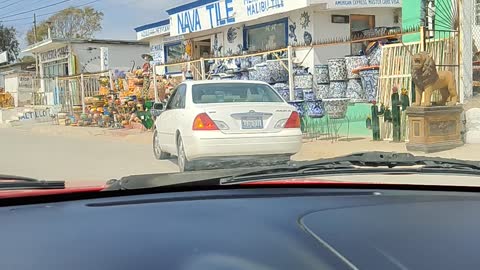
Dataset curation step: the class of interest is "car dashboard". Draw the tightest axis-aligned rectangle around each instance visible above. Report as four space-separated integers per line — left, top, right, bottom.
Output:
1 187 480 270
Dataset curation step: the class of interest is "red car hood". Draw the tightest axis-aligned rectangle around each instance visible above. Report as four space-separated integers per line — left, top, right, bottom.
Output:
0 179 381 199
0 186 105 199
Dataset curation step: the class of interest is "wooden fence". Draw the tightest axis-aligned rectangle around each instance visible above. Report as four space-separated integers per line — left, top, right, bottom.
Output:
378 35 458 108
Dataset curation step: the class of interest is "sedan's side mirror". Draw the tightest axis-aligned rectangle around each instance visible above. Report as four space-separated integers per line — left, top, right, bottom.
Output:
153 102 164 110
150 103 165 117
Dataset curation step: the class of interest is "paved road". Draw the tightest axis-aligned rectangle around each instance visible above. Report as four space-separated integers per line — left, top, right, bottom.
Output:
1 127 179 187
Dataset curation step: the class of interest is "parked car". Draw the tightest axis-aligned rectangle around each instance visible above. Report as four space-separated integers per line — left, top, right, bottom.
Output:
151 80 302 171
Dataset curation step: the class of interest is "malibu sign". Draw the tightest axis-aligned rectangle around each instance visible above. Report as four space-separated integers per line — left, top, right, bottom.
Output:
171 0 236 36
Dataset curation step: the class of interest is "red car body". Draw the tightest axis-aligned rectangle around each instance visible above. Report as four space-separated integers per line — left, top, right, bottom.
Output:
0 186 105 199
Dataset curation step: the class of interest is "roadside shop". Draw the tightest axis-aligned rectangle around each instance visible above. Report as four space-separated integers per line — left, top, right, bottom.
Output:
134 0 404 139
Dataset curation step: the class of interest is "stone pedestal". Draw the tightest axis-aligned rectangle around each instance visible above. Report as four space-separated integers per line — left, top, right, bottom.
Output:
406 105 464 153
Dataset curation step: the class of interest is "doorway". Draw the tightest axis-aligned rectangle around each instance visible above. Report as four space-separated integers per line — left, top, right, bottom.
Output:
350 14 375 55
193 37 212 74
193 38 211 59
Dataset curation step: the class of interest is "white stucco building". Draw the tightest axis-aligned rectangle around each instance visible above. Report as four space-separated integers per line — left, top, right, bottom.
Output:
134 0 402 74
22 38 149 105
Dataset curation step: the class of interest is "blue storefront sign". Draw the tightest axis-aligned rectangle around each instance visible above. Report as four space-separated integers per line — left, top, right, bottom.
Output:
169 0 236 36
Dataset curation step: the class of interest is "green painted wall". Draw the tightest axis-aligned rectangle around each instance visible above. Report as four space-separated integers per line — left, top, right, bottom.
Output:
402 0 454 43
302 103 372 138
338 103 371 137
402 0 421 42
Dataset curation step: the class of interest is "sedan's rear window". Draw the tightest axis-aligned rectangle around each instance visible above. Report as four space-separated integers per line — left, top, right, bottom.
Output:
192 83 284 104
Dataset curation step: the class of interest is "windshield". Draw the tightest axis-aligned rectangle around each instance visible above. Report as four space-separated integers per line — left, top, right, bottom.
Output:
192 83 284 103
1 0 479 193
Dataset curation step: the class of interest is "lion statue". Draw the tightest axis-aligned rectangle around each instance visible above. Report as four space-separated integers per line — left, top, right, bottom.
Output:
411 52 457 107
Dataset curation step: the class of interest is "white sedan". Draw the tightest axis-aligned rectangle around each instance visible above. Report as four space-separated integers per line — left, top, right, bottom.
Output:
152 80 303 172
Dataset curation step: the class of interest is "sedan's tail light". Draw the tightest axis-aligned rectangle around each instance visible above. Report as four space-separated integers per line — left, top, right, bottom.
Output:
193 113 219 130
284 111 301 128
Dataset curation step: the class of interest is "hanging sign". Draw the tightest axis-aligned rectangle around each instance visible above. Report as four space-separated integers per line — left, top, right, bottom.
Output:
39 46 69 62
170 0 236 36
136 24 170 40
233 0 309 21
18 74 33 89
326 0 401 9
150 44 165 65
100 47 109 71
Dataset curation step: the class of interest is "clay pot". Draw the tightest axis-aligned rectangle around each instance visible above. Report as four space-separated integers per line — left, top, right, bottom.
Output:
345 55 368 79
315 84 330 100
288 100 305 117
305 100 325 118
358 68 380 103
328 58 347 81
314 64 329 84
323 98 350 119
329 81 347 98
346 79 366 103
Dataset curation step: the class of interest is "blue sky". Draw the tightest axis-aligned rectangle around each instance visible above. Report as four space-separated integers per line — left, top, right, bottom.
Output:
1 0 193 49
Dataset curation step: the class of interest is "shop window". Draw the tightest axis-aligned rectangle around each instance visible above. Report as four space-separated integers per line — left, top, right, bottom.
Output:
164 42 184 74
350 15 375 55
243 18 288 52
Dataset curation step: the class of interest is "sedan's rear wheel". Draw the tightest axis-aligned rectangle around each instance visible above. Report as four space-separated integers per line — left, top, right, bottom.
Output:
153 130 170 160
177 136 193 172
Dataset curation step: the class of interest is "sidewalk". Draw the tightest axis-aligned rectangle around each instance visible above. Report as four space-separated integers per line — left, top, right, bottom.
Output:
293 137 480 161
18 123 480 162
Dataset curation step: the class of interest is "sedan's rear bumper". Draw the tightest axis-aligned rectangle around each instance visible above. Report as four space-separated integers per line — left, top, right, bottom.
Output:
182 130 302 161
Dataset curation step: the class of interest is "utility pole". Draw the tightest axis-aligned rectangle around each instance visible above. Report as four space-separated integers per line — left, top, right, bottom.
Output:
33 13 37 43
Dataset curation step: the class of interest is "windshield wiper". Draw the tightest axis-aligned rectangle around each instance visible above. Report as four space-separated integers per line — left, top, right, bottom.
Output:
104 152 480 191
219 152 480 184
0 174 65 190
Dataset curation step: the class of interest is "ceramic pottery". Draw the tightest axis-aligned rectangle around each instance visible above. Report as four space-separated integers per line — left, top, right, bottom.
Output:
293 65 309 75
294 74 313 89
302 88 315 101
294 88 304 100
277 88 290 100
359 68 379 103
346 79 366 103
314 64 329 84
323 98 350 119
248 61 288 83
248 65 268 82
328 58 347 81
367 44 382 66
345 55 368 79
240 71 249 80
233 71 242 80
273 83 289 90
266 60 289 83
273 83 290 100
240 58 249 69
249 56 263 66
315 83 330 100
329 81 347 98
305 100 325 118
288 100 305 117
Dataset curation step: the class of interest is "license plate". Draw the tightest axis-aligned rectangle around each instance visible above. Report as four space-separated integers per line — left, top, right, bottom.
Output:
241 117 263 129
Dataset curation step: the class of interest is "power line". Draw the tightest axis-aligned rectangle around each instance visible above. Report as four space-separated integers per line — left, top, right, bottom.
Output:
0 0 73 20
0 0 100 23
0 0 27 10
